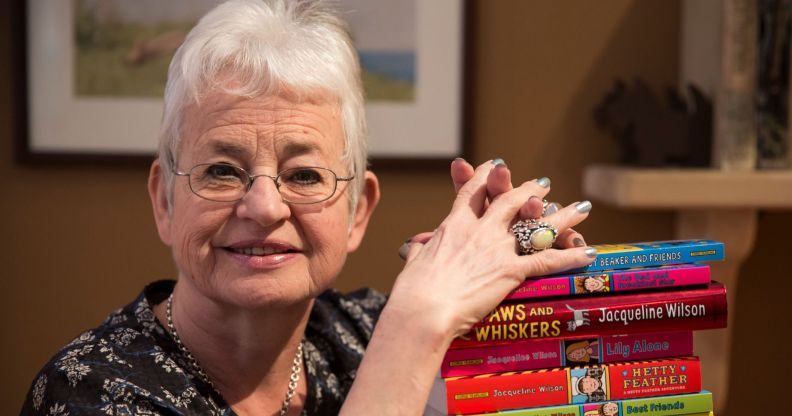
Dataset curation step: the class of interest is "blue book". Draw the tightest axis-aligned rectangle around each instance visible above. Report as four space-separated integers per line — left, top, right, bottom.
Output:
572 240 724 273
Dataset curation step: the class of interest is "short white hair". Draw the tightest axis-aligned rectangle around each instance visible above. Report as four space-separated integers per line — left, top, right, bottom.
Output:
158 0 367 215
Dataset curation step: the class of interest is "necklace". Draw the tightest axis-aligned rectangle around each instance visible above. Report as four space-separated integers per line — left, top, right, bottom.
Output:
166 294 304 416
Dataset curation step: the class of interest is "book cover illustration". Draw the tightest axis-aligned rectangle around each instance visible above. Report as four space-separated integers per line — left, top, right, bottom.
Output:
442 332 693 377
452 282 726 349
571 240 724 273
451 390 713 416
507 264 710 300
433 357 701 415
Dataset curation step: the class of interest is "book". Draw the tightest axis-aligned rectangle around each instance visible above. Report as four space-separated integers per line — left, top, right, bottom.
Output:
451 282 726 349
507 264 710 300
442 332 693 378
428 357 701 415
571 240 723 273
425 390 713 416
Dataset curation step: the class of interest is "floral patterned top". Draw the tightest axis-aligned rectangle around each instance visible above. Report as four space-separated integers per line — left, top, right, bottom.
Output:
21 280 387 415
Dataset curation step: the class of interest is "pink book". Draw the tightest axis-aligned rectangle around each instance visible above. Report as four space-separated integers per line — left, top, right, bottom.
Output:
442 331 693 377
507 264 710 300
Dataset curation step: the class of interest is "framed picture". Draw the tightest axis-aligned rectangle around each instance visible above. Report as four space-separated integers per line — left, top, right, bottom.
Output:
18 0 467 166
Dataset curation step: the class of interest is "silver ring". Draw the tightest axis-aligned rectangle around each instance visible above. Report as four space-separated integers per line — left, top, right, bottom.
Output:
511 219 558 255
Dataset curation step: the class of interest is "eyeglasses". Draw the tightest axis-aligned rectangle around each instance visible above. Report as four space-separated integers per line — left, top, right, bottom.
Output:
172 163 354 204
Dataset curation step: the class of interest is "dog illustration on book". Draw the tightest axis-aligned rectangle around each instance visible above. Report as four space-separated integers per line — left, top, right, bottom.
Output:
566 304 591 331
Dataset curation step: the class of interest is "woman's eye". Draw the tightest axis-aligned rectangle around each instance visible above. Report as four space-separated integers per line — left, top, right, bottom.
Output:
284 168 323 185
206 164 241 179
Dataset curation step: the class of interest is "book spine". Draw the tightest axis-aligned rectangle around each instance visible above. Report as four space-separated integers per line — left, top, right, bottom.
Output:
443 357 701 415
505 265 711 301
451 284 726 349
471 390 712 416
442 332 693 377
572 241 724 273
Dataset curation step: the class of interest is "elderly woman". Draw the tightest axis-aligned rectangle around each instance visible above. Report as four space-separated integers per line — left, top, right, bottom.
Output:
22 1 595 415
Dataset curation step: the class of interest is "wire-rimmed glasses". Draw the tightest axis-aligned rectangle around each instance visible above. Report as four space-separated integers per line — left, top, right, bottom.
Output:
172 163 354 204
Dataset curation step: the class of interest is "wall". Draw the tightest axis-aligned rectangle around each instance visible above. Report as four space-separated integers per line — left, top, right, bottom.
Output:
2 1 789 415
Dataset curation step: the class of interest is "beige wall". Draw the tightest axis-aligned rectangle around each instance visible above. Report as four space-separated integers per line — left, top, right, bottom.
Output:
2 1 789 415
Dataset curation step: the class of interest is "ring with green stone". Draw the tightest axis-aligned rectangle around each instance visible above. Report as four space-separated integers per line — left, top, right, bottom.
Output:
511 219 558 255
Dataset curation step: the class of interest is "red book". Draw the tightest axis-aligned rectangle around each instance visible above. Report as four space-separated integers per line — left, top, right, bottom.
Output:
429 356 701 415
451 282 726 349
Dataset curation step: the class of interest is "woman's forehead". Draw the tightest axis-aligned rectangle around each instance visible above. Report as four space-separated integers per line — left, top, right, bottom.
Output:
180 92 345 160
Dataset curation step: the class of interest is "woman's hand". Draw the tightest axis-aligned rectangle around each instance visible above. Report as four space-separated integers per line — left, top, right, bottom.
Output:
342 159 596 416
389 160 595 340
399 158 587 260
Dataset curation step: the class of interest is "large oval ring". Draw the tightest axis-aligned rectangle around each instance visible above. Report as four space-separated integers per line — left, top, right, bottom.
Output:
511 219 558 255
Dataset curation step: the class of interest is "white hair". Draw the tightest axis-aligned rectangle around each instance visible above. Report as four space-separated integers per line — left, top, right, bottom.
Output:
157 0 367 216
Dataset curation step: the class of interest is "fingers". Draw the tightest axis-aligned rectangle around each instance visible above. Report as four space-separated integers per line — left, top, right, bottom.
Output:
398 232 434 261
555 228 587 249
486 161 512 199
450 158 475 193
519 196 545 219
450 160 506 219
481 178 552 224
519 246 598 277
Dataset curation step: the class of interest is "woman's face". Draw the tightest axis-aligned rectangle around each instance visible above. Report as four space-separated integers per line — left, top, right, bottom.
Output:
154 90 369 308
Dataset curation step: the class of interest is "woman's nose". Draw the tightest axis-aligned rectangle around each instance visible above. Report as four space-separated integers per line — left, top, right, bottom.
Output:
235 176 291 226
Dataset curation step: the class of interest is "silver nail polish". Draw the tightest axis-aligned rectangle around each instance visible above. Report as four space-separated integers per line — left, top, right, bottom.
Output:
584 247 598 257
575 200 592 213
398 242 410 260
536 177 551 187
491 158 505 166
544 202 561 216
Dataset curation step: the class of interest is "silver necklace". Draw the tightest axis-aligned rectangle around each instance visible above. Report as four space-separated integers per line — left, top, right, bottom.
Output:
166 294 304 416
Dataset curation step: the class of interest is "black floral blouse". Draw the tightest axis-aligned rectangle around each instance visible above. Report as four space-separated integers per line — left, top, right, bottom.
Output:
21 280 387 415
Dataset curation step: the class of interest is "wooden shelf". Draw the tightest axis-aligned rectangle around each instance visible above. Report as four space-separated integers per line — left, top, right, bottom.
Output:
583 165 792 209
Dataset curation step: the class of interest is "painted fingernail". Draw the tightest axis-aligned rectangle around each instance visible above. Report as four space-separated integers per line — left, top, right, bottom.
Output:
491 158 506 166
398 242 411 260
575 200 592 213
536 177 551 188
573 237 585 247
544 202 561 216
585 247 598 257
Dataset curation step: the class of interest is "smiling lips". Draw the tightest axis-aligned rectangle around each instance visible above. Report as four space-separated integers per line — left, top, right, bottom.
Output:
222 241 300 268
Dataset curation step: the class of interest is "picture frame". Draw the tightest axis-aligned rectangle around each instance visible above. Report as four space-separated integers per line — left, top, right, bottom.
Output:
16 0 469 167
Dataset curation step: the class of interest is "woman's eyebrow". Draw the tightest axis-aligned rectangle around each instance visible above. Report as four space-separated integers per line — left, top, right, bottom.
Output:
280 140 321 159
209 141 250 159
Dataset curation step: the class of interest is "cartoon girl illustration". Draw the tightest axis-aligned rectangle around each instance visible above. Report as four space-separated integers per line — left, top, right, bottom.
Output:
565 339 600 364
573 275 610 294
571 367 607 403
598 402 619 415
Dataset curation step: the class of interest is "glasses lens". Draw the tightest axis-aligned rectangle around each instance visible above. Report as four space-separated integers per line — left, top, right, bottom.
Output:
278 167 335 203
189 163 247 201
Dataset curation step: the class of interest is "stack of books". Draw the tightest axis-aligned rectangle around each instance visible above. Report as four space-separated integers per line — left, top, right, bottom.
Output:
426 240 726 416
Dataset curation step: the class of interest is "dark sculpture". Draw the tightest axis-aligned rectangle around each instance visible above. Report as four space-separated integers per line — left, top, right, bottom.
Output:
593 79 712 167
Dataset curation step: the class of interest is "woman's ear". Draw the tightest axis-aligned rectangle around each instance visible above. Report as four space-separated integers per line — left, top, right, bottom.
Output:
148 160 173 246
347 171 380 252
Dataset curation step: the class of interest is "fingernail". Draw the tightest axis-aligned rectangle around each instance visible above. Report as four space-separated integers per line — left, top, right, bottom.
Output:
585 247 598 257
573 237 585 247
491 158 506 166
544 202 561 216
575 200 592 213
398 242 410 260
453 157 465 162
536 177 551 188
